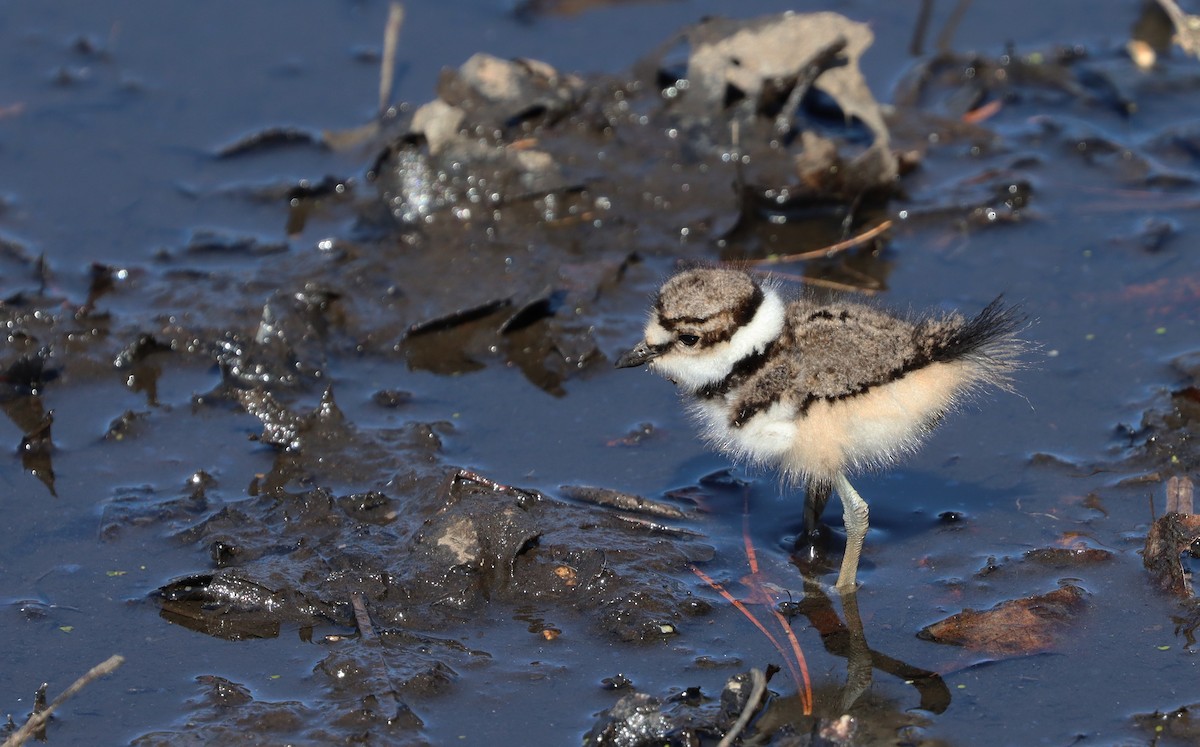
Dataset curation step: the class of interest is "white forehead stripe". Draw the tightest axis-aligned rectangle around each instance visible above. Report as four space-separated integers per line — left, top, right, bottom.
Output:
645 320 672 346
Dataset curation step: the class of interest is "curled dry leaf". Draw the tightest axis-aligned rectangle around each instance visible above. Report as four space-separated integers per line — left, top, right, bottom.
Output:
919 584 1089 656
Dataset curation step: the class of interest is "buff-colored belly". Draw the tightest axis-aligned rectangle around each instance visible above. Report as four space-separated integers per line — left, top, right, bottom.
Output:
694 360 974 483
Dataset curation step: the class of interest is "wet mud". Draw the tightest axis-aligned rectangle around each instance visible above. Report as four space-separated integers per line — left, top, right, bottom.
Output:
2 2 1200 745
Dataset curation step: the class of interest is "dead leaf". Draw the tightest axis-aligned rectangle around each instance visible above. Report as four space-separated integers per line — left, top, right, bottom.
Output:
919 585 1089 656
1144 511 1200 598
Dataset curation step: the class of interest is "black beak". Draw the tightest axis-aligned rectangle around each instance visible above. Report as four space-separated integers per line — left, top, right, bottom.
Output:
615 341 661 369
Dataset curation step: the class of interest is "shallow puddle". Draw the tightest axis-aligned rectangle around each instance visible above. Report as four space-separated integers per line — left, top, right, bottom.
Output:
2 1 1198 745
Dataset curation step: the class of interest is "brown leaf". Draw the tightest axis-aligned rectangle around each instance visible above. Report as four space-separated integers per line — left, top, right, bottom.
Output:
919 585 1089 656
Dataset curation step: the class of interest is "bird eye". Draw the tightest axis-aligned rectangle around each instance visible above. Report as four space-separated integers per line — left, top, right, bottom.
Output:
678 334 700 347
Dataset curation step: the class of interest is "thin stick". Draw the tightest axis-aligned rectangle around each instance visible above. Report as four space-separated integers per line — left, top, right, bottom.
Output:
3 655 125 747
743 494 812 713
1167 475 1194 515
762 270 879 295
717 667 767 747
351 592 375 640
611 513 704 537
347 594 407 721
909 0 933 56
934 0 972 54
746 220 893 266
691 566 804 694
742 498 760 575
378 2 406 117
772 608 813 714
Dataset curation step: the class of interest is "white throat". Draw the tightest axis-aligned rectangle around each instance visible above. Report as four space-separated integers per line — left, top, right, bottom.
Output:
652 288 785 392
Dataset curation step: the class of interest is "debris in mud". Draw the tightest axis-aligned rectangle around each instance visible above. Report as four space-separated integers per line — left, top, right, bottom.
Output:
371 388 412 408
131 672 426 747
973 544 1114 577
584 668 868 747
1114 215 1179 253
499 287 567 334
151 457 715 653
404 297 513 337
232 387 426 493
112 335 172 405
679 12 897 188
584 692 674 746
142 458 720 739
99 471 215 542
1133 698 1200 743
559 485 690 520
178 228 289 257
237 388 309 450
437 53 584 134
0 352 58 397
894 41 1134 122
17 405 55 496
918 584 1089 656
584 670 776 747
373 51 583 225
401 285 603 395
366 9 904 264
4 654 125 747
80 261 123 315
113 334 172 369
606 422 661 448
1120 350 1200 474
156 572 325 640
104 409 149 441
1144 476 1200 598
214 126 325 159
214 330 302 389
1022 546 1115 568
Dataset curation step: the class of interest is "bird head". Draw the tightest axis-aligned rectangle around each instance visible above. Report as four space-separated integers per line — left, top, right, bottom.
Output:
616 268 784 392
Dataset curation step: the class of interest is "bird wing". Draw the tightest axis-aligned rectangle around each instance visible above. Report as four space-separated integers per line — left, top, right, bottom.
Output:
784 301 919 403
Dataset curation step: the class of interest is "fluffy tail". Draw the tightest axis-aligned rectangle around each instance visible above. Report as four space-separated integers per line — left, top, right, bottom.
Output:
933 296 1028 388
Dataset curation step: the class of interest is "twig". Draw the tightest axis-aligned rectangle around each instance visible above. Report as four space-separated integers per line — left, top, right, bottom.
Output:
559 485 688 520
909 0 934 56
745 220 893 266
378 3 406 117
1167 475 1194 515
774 38 848 138
961 98 1003 124
452 468 510 492
3 655 125 747
691 566 810 707
759 270 880 295
613 514 704 537
718 667 767 747
934 0 972 54
348 593 407 721
351 592 376 641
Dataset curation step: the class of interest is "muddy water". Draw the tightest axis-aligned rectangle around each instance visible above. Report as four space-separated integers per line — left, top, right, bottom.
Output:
3 1 1199 745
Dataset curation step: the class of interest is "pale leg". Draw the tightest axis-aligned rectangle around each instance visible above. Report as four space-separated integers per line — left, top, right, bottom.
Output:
834 472 869 592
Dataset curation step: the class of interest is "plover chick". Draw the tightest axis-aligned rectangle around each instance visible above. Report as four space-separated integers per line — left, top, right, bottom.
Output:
616 267 1024 592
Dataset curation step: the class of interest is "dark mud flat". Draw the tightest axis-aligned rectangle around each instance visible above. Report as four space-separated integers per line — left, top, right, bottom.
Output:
2 2 1200 745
